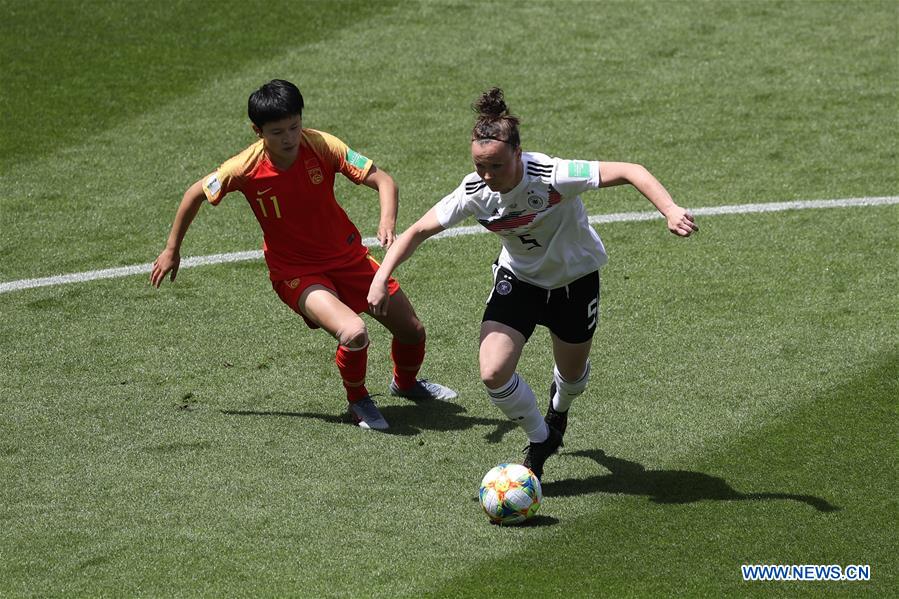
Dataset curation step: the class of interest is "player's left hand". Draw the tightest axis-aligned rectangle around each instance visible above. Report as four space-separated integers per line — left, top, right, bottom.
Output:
665 206 698 237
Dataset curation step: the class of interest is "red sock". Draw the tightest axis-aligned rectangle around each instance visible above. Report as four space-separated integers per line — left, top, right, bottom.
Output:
391 338 425 390
335 344 369 402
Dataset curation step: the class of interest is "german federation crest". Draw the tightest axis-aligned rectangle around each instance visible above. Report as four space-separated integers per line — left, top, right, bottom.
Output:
527 193 547 210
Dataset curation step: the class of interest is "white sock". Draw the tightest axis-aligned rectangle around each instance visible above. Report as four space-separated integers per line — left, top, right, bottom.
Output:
487 373 549 443
552 362 590 413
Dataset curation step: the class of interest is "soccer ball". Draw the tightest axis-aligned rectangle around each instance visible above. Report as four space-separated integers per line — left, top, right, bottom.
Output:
479 463 542 525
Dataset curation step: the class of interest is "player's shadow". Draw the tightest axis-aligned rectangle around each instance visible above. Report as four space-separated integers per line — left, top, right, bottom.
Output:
221 398 518 443
543 449 839 512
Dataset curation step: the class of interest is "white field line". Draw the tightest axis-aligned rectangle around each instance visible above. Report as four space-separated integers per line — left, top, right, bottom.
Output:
1 195 896 295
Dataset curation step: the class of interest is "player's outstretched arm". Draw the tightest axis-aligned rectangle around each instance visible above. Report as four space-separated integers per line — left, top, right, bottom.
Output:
151 179 206 288
362 165 398 249
367 208 445 316
597 161 698 237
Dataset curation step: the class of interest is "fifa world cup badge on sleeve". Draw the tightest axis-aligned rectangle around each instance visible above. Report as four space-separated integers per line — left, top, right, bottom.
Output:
346 148 369 169
568 161 590 178
204 173 222 197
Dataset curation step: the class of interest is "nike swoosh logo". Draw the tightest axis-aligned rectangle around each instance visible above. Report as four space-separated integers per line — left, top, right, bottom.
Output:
257 187 272 196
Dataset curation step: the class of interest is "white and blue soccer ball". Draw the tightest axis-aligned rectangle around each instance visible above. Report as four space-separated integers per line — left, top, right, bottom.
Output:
479 463 542 525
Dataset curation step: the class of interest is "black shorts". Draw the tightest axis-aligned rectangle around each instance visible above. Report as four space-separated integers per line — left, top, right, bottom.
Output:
482 265 600 344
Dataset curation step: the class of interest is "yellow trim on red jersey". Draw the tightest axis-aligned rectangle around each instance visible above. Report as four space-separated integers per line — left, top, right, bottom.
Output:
302 129 373 184
202 141 266 205
201 129 373 205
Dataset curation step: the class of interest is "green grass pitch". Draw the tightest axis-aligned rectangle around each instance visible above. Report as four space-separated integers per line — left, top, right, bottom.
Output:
1 0 897 596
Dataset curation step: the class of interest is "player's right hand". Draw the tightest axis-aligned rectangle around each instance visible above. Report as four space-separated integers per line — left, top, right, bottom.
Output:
151 248 181 288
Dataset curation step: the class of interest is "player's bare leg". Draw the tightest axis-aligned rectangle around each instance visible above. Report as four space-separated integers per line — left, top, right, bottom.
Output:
298 285 387 430
551 334 593 382
367 287 423 344
368 288 456 401
299 285 367 345
480 321 562 480
546 333 593 437
478 321 526 390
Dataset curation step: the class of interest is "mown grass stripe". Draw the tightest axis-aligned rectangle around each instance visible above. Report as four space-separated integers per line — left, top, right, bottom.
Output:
1 195 896 294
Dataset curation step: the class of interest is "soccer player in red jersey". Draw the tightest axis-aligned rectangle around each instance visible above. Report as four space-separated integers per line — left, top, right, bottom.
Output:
151 79 456 430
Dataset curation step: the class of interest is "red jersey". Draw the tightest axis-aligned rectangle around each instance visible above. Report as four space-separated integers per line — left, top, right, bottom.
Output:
201 129 374 281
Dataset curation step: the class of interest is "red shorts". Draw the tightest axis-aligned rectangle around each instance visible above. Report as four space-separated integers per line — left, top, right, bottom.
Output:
272 253 401 329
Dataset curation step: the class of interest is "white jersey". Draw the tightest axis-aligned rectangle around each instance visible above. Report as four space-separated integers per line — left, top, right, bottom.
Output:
434 151 607 288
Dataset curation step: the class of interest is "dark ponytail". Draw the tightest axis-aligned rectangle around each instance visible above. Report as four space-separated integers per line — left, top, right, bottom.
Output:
471 87 520 148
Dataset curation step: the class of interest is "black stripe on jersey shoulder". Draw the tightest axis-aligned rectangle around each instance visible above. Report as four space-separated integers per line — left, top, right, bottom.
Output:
526 167 553 176
526 162 553 180
465 179 488 195
526 169 552 178
526 162 553 182
526 160 553 172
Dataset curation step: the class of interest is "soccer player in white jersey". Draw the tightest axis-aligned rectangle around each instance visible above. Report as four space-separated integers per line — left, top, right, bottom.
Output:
368 88 697 479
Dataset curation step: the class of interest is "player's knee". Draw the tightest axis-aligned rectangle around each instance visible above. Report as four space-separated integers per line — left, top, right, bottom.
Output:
337 319 368 349
480 364 513 390
389 310 425 344
404 316 425 344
